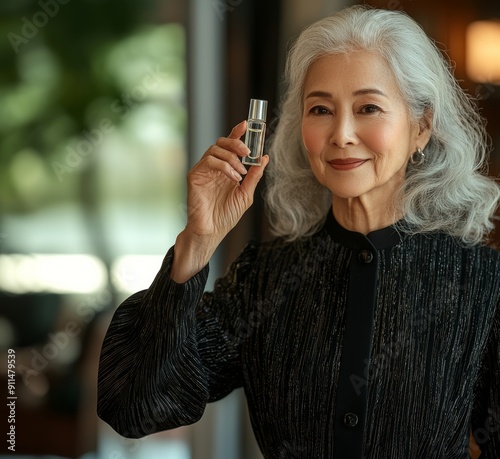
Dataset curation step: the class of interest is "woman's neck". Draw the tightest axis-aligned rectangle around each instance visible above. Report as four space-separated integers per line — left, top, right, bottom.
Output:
332 195 400 234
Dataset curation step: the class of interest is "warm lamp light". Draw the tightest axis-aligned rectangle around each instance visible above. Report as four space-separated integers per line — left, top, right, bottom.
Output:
466 20 500 84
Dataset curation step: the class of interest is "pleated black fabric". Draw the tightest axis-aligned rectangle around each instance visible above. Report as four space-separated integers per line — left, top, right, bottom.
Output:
97 213 500 458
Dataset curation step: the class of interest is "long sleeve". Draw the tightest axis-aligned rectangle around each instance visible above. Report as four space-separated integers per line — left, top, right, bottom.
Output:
471 301 500 457
97 244 255 438
97 219 500 457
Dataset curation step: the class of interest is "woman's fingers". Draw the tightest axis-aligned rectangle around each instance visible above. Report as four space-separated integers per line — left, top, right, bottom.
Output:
207 144 248 176
240 154 270 196
204 121 248 158
216 136 251 158
195 120 260 183
201 120 250 178
210 155 243 182
227 120 247 139
216 120 250 159
188 146 242 185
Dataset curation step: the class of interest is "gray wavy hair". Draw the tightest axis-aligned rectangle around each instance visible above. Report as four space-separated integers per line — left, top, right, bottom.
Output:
264 5 500 244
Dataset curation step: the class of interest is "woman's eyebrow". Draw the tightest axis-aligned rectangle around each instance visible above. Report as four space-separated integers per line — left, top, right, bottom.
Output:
304 88 388 99
352 88 388 97
304 90 332 99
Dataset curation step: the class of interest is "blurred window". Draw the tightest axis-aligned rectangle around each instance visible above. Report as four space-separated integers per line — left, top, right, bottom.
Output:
0 1 189 457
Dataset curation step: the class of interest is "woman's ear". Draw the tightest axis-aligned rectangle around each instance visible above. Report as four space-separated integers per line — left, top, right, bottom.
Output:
417 108 433 148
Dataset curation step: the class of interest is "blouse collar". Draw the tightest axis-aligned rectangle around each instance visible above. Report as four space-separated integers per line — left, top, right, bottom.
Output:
323 209 403 251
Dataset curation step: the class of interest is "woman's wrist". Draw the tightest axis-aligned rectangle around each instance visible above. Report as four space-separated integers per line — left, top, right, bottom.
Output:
170 229 220 283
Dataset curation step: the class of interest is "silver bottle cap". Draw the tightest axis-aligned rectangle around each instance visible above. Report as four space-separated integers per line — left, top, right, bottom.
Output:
248 99 268 122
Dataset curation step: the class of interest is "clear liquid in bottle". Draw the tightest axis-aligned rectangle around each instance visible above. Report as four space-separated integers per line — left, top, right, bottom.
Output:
243 121 266 166
242 99 267 167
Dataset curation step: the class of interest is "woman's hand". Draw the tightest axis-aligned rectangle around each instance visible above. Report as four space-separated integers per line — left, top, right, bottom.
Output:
186 120 268 240
171 121 269 282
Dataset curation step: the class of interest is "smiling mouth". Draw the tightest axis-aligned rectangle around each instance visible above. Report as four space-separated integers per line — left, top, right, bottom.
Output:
328 158 368 171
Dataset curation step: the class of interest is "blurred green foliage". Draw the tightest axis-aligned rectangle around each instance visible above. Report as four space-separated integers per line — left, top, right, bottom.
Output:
0 0 186 215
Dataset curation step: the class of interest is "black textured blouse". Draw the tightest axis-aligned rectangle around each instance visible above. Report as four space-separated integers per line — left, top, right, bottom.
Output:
97 212 500 458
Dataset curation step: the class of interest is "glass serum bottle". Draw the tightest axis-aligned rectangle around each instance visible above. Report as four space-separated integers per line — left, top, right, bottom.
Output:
242 99 268 166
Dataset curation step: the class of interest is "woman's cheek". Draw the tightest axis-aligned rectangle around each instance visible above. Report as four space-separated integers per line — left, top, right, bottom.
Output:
304 137 328 187
360 124 388 153
301 122 323 157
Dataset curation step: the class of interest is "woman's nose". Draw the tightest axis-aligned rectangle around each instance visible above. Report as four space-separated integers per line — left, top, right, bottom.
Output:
329 113 358 148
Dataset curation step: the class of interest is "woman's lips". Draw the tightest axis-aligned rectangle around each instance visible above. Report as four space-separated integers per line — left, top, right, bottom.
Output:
328 158 368 171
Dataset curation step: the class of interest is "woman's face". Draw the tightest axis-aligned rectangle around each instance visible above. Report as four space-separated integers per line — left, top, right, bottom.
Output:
302 50 429 204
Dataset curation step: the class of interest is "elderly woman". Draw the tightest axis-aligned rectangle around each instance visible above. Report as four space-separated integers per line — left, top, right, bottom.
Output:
97 6 500 458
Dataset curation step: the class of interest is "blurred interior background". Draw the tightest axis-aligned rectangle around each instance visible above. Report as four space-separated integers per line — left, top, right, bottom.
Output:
0 0 499 458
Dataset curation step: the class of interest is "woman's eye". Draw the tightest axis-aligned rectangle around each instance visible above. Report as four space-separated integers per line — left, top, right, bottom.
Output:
360 104 380 114
310 106 330 115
